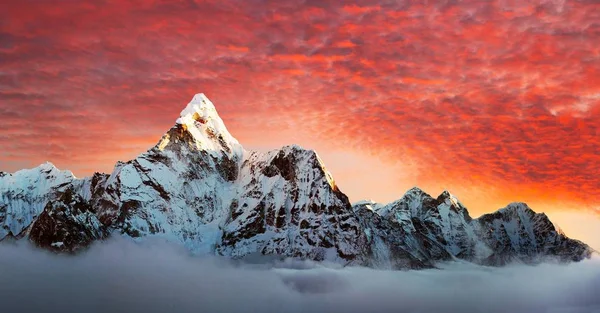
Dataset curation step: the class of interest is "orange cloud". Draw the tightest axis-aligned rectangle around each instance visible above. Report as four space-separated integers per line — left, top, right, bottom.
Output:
0 0 598 225
218 45 250 53
342 5 380 15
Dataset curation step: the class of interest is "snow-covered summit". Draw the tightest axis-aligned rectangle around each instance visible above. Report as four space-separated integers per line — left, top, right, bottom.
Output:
439 190 457 202
496 202 535 214
406 186 427 195
38 161 58 171
0 162 75 187
353 199 378 207
163 93 243 159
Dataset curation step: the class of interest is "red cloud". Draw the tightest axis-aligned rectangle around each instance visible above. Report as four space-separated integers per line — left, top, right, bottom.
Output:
0 0 599 214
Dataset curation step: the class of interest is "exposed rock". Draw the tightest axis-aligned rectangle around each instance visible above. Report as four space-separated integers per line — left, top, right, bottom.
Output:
29 188 107 253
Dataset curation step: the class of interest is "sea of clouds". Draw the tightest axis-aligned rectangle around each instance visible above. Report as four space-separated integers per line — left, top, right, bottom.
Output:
0 238 598 313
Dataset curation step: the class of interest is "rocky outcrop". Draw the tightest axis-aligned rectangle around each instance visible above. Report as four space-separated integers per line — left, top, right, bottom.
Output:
29 188 107 252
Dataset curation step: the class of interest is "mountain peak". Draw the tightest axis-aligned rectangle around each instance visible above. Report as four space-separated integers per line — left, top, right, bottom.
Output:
438 189 460 205
353 199 378 206
405 186 427 195
38 161 57 171
401 187 432 201
500 202 534 214
176 93 215 123
175 93 230 132
158 93 243 159
439 189 452 197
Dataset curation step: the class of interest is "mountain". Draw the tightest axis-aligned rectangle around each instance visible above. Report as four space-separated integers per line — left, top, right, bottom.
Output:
354 188 594 268
0 94 367 264
0 162 83 241
0 94 593 269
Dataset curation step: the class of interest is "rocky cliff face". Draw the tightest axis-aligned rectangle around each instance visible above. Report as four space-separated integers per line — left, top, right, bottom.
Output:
218 146 367 263
0 94 594 269
29 187 108 253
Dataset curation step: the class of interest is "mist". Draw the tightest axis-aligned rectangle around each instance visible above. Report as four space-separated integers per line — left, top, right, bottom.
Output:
0 239 598 313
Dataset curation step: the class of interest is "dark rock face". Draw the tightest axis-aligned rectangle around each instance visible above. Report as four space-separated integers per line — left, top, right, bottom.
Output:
29 189 107 253
0 204 5 227
267 150 297 181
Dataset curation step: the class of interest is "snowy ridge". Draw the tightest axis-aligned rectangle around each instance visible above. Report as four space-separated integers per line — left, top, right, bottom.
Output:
0 94 594 269
354 188 593 268
168 93 243 160
0 163 82 239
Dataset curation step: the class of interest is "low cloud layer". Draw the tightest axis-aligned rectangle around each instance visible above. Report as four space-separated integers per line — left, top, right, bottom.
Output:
0 239 598 313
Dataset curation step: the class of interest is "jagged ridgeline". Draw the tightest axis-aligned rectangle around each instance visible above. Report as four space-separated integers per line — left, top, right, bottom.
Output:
0 94 594 269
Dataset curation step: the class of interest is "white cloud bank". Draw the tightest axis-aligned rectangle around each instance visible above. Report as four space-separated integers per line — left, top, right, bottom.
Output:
0 238 598 313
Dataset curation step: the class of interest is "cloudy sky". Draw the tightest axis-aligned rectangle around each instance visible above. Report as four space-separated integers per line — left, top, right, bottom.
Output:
0 0 598 247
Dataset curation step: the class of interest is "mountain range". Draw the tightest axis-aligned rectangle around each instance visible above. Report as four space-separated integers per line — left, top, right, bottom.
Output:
0 94 594 269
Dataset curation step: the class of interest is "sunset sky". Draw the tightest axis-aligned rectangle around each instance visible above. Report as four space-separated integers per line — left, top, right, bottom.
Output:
1 0 598 248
